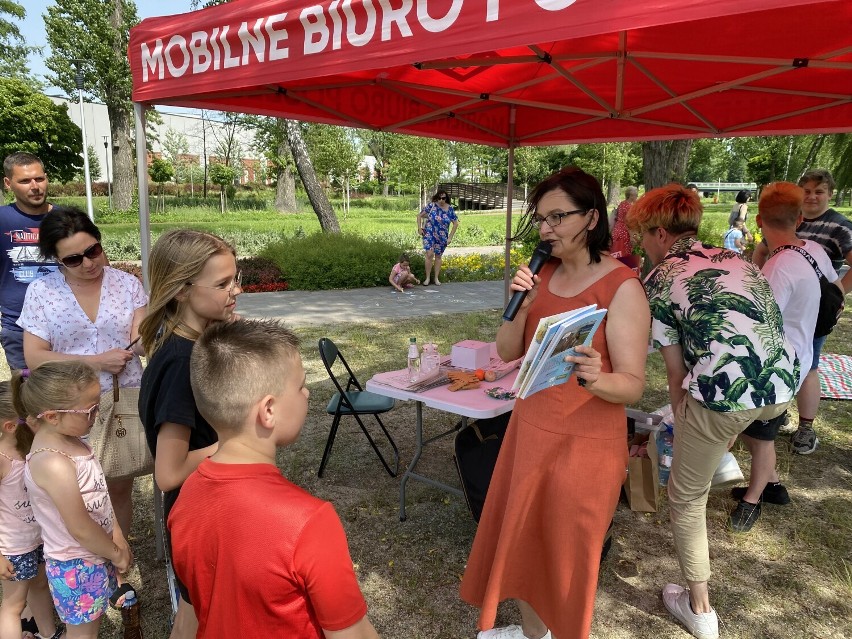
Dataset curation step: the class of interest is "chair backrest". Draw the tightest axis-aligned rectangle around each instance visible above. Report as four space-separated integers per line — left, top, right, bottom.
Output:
318 338 364 399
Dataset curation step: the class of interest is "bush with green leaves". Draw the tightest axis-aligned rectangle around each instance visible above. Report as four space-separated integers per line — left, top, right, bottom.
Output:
262 233 417 290
260 233 523 290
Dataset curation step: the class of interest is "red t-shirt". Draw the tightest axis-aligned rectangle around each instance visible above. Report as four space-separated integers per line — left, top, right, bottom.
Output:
169 459 368 638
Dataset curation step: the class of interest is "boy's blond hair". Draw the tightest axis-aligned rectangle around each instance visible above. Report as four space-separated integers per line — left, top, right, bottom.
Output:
190 319 301 431
758 182 804 230
626 183 702 235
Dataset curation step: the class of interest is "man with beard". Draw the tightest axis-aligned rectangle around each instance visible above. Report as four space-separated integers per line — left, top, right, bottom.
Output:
1 152 58 369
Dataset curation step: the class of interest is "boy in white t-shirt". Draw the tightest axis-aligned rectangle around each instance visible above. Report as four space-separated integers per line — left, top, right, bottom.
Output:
730 182 838 531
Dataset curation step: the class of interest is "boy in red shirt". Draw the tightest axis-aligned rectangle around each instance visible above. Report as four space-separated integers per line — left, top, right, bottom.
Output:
168 318 381 639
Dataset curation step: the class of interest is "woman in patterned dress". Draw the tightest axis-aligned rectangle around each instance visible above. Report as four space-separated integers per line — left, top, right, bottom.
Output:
418 189 459 285
17 206 147 536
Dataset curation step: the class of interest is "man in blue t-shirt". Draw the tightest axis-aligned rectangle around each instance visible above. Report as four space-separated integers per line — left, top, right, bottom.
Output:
1 152 58 369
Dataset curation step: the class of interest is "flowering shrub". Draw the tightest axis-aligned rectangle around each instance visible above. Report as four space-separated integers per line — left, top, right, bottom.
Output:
439 249 524 282
237 256 289 293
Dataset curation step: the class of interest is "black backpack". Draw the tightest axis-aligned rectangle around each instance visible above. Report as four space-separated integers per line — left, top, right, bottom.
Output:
770 244 845 337
453 413 511 522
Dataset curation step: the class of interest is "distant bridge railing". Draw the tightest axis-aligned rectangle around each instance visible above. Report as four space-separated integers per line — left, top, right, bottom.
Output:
438 182 526 211
690 182 757 194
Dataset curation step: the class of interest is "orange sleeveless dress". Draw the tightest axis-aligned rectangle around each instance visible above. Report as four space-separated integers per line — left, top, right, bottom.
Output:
460 261 635 639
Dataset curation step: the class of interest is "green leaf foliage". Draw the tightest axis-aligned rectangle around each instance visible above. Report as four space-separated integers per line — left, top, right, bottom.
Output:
0 77 83 182
44 0 138 107
262 232 415 290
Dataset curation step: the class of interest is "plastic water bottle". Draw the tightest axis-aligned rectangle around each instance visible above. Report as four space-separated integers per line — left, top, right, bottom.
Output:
407 337 420 382
657 424 674 486
121 591 143 639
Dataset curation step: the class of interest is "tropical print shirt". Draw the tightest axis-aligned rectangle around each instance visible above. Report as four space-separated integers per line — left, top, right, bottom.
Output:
644 237 798 412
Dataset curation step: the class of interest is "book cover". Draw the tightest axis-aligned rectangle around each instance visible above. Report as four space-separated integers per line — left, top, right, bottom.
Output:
513 305 596 392
516 306 607 399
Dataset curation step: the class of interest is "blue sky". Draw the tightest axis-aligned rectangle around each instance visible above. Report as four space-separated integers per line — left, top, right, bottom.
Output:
19 0 196 92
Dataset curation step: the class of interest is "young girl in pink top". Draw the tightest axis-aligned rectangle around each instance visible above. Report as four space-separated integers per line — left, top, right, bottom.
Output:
13 362 132 639
388 253 420 292
0 381 63 639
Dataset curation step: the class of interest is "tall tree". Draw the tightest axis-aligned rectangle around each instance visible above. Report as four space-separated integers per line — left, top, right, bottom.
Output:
642 140 694 190
0 1 40 87
0 77 82 182
45 0 138 210
286 121 340 233
387 135 448 207
304 124 361 215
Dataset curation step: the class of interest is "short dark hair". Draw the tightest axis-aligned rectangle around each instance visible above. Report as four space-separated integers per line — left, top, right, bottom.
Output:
515 166 610 263
38 206 102 261
735 189 751 204
4 152 44 179
798 168 835 193
432 190 450 204
191 319 301 431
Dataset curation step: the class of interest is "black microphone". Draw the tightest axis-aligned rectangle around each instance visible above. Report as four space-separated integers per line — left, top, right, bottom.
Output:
502 241 552 321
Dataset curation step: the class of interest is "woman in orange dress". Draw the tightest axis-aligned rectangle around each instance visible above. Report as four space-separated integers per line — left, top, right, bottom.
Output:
460 167 650 639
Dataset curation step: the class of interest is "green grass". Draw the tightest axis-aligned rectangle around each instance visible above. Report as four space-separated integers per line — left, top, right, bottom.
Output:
50 195 852 289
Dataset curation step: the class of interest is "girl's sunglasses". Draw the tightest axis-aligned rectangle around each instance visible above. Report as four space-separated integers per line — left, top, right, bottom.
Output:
36 403 100 423
59 242 104 268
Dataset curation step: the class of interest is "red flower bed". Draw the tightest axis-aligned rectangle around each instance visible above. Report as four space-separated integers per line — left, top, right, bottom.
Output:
237 256 289 294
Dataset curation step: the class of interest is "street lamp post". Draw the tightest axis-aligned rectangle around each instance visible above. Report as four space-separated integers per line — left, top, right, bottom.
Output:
103 136 112 209
73 60 94 220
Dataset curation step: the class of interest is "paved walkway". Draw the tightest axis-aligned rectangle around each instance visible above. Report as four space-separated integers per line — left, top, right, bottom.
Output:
237 280 507 326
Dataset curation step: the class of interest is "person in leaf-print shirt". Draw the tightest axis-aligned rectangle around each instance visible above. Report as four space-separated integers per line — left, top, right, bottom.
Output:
627 184 796 639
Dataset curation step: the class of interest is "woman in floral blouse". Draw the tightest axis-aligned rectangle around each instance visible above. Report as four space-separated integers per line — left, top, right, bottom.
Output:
18 206 147 536
418 189 459 285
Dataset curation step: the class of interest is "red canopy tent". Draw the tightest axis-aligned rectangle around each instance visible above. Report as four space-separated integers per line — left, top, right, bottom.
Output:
128 0 852 282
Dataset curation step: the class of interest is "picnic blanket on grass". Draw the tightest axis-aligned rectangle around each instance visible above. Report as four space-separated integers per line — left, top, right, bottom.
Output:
819 353 852 400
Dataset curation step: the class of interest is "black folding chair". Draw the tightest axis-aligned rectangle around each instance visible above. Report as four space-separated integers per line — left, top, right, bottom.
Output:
317 338 400 478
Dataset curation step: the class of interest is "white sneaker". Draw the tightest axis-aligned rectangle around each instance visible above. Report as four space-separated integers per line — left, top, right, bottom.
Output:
477 626 552 639
662 584 719 639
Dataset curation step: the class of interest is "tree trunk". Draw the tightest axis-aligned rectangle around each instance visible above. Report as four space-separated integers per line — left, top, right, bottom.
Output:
285 119 340 233
273 137 297 213
107 1 134 211
642 140 694 190
607 180 621 210
108 104 134 211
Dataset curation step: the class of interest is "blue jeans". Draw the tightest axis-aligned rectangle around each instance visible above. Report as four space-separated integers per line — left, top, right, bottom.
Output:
0 321 25 369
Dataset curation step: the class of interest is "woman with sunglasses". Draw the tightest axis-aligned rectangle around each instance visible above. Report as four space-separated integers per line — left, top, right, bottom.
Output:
17 206 147 539
460 168 650 639
417 189 459 285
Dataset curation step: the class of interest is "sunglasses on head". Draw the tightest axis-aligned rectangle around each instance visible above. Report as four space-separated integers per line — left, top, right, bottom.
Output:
59 242 103 268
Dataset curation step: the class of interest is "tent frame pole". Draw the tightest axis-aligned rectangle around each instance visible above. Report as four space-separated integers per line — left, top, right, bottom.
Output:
503 105 516 307
134 102 152 292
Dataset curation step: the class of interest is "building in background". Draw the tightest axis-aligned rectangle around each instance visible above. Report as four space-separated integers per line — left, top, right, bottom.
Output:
48 95 264 186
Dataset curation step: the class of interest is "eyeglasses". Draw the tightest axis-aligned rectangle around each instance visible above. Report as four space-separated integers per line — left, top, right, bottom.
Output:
188 271 242 297
37 403 100 423
531 209 588 228
438 196 447 201
59 242 103 268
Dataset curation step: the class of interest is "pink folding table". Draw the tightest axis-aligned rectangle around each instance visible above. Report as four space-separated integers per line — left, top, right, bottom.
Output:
366 369 518 521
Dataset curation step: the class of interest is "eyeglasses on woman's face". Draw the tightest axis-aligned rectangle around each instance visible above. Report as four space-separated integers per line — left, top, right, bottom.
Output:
59 242 104 268
37 403 100 423
531 209 588 229
188 270 243 297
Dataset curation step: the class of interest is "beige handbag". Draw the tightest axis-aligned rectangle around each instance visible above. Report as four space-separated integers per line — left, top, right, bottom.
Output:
90 376 154 480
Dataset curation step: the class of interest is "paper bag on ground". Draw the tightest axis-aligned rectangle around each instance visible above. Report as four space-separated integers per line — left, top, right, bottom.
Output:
625 432 660 513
